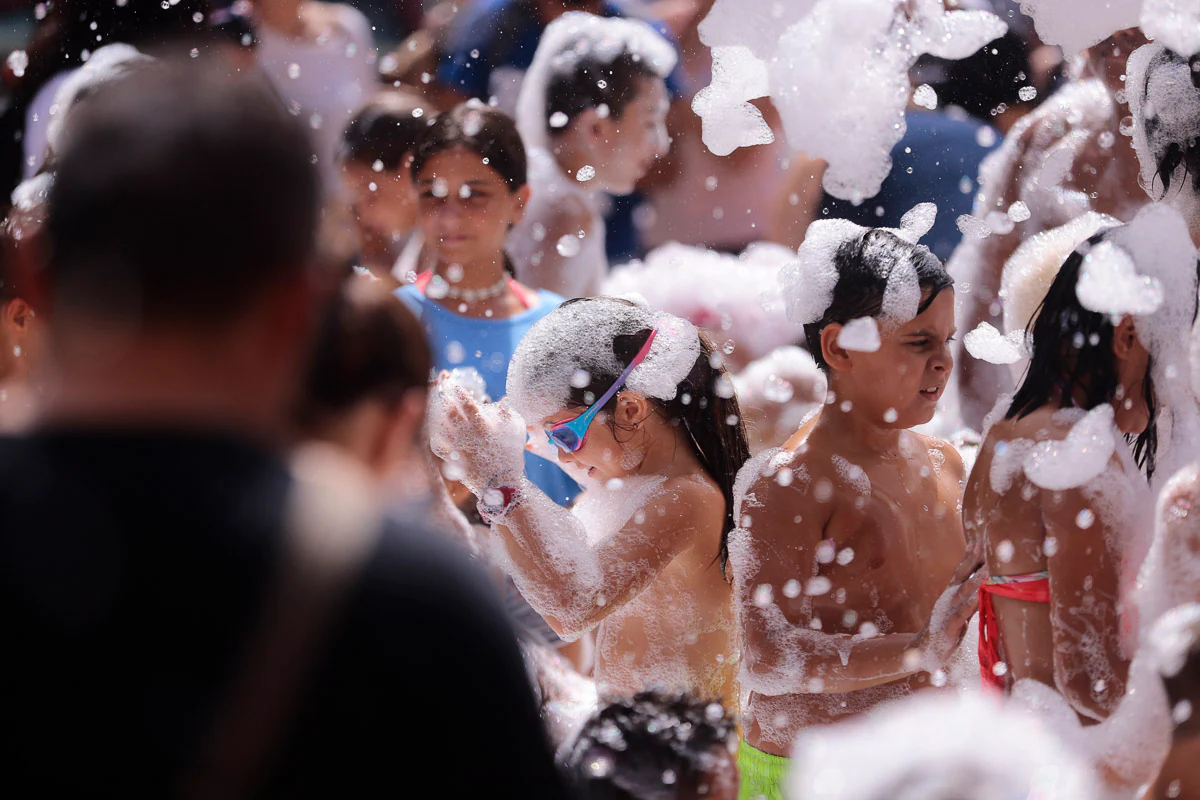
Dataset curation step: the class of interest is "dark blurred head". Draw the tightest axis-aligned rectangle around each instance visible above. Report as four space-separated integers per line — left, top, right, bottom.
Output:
937 30 1035 122
341 92 431 172
566 692 738 800
47 59 322 330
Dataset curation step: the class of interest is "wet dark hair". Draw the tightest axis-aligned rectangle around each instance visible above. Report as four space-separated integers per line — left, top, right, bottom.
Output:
560 298 751 574
1136 47 1200 197
545 49 662 131
47 60 321 327
296 276 432 430
340 92 431 171
409 103 527 192
565 691 736 800
804 228 955 372
1006 231 1169 479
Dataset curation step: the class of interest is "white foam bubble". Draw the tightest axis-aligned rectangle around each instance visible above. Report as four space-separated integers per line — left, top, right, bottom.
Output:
1076 240 1164 317
1142 0 1200 58
1022 405 1116 491
1017 0 1141 55
836 317 882 353
963 322 1028 365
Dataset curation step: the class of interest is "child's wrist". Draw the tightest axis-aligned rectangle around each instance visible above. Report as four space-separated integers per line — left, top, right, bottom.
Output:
477 477 525 524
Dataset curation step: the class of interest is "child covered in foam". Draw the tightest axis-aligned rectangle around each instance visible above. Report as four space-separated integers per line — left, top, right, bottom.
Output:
508 12 675 299
427 297 749 705
730 208 977 800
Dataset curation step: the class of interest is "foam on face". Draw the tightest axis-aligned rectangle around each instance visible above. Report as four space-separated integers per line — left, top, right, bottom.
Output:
602 242 805 363
515 11 678 152
506 297 701 426
836 317 882 353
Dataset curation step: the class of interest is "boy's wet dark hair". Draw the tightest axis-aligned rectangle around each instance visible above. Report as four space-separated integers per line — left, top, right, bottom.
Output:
47 60 321 327
937 30 1035 121
340 92 431 171
565 691 737 800
545 49 661 130
410 103 527 192
803 228 954 372
296 276 432 430
1135 46 1200 197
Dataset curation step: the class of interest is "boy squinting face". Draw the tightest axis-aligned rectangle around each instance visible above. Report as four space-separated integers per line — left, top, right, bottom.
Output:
590 76 670 195
826 289 956 429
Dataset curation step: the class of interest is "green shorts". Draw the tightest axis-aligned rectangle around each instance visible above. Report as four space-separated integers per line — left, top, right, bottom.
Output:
737 739 790 800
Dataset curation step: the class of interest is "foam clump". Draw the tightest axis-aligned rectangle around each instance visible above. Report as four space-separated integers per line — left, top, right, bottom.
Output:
788 692 1098 799
1142 0 1200 58
507 297 701 425
1017 0 1140 55
1128 43 1200 199
1150 602 1200 678
428 371 529 493
1022 405 1116 491
691 46 775 157
964 322 1028 365
837 317 881 353
47 43 152 155
1076 240 1164 316
515 12 677 151
602 242 804 364
697 0 817 58
956 213 992 240
779 218 864 325
762 0 1003 202
912 83 937 110
1000 212 1120 335
897 202 938 243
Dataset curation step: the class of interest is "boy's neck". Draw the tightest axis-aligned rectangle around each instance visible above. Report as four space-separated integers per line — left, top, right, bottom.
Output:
812 400 904 457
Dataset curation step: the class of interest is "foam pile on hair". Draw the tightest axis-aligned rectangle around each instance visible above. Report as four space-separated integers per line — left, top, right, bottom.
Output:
695 0 1004 202
47 44 153 155
515 11 677 152
1128 43 1200 198
602 242 804 362
780 203 939 327
787 691 1099 799
506 297 701 426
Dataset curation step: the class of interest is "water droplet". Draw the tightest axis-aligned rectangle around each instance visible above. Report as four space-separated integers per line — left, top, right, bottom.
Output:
992 660 1009 676
782 579 802 598
1075 508 1096 529
1018 85 1037 102
883 408 898 423
6 50 28 78
556 234 582 257
287 63 301 80
753 584 774 607
576 165 596 182
445 341 465 364
805 576 832 596
549 111 570 129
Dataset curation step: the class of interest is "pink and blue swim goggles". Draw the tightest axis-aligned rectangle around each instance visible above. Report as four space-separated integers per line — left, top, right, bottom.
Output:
545 329 658 453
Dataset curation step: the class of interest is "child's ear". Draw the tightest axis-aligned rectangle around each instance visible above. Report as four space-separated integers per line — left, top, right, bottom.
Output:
511 185 532 224
572 108 605 150
1112 315 1138 360
820 324 853 372
615 392 651 428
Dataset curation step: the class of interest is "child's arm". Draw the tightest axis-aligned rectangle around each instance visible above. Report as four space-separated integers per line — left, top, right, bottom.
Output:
429 378 719 639
1043 459 1130 721
734 475 974 696
491 474 721 639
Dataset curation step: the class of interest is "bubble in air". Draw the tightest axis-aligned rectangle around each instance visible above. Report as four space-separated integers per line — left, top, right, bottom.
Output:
1075 508 1096 529
576 165 597 182
753 583 774 607
912 83 938 109
805 576 833 596
287 63 301 80
1018 85 1038 102
783 579 802 598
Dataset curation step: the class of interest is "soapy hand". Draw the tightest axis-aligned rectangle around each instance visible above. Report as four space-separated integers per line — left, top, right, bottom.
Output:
429 370 527 495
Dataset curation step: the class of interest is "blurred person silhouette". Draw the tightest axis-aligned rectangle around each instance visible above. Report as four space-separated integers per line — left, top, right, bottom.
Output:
0 59 567 799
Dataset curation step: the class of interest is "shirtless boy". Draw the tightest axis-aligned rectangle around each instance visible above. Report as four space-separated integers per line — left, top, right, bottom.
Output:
730 218 979 800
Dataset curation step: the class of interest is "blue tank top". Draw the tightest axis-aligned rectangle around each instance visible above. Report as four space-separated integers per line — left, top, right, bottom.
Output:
397 284 582 507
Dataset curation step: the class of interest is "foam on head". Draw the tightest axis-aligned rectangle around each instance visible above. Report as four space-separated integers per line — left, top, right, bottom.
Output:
1016 0 1140 55
1142 0 1200 58
506 297 701 424
47 44 153 157
515 11 676 153
1127 42 1200 200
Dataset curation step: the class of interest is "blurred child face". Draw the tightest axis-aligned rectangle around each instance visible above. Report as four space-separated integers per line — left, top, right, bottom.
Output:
415 147 529 270
589 76 670 195
825 289 956 429
341 158 419 247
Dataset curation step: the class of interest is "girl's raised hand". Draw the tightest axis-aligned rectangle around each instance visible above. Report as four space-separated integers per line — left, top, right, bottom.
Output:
428 370 527 494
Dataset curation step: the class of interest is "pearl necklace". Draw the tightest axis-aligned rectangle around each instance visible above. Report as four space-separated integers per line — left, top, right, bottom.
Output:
428 273 510 303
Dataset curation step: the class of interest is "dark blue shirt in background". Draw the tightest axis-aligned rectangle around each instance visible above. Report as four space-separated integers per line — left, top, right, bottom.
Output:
819 110 1000 262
